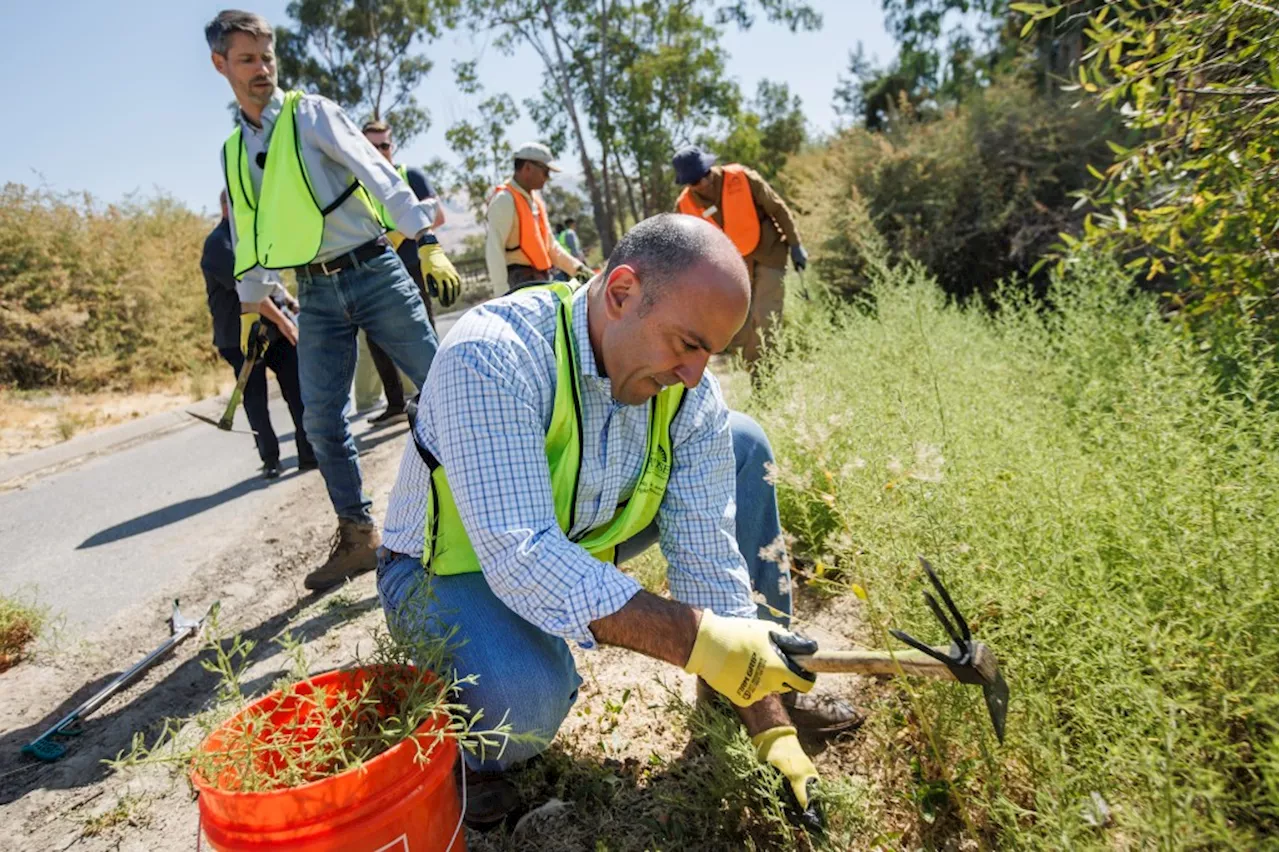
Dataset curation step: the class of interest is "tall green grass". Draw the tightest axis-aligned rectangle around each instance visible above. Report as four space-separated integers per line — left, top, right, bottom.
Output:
751 255 1278 848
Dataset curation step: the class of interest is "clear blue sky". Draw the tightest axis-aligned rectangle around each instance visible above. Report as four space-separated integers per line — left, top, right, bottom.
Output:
0 1 895 216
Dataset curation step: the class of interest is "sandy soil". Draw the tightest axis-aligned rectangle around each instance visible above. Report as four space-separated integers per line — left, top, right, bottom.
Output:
0 376 236 458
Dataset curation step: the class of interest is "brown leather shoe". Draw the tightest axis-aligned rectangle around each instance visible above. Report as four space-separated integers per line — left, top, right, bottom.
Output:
695 680 864 736
461 766 522 829
782 691 865 736
303 520 380 591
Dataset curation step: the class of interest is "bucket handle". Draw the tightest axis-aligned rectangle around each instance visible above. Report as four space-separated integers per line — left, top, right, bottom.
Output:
445 754 466 852
193 757 467 851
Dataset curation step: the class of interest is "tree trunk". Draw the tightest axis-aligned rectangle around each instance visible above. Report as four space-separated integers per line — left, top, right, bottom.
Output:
595 0 618 251
613 151 640 225
539 0 615 255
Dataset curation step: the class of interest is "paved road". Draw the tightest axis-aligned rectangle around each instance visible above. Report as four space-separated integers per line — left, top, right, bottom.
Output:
0 311 463 638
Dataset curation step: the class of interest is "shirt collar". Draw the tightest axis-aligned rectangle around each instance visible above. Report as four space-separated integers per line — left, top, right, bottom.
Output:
570 283 606 385
240 88 285 136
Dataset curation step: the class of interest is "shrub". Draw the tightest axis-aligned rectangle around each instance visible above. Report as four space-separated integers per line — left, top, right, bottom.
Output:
751 254 1278 847
0 184 217 391
780 78 1119 303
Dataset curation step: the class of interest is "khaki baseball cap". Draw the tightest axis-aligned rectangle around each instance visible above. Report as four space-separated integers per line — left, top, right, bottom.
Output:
512 141 562 172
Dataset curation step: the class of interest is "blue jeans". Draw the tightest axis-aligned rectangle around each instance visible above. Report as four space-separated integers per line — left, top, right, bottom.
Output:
297 249 438 523
377 411 791 771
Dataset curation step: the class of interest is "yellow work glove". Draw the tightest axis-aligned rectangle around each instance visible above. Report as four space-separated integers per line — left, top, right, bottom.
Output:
417 235 461 308
753 725 823 830
239 313 263 354
683 611 817 707
387 230 407 250
572 264 593 284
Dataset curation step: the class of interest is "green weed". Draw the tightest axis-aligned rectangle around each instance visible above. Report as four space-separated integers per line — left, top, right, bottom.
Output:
112 596 515 794
750 252 1278 848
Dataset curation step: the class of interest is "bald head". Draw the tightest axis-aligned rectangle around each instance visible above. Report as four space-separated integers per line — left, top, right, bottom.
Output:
588 214 751 405
603 213 749 315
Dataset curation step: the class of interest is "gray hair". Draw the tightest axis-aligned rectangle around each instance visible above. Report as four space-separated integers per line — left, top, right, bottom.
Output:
205 10 273 55
604 213 743 312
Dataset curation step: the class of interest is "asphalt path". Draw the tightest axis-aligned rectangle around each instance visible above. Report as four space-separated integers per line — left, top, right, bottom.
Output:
0 311 463 638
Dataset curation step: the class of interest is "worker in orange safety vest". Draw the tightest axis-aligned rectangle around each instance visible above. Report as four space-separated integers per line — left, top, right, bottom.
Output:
672 146 808 373
485 142 592 297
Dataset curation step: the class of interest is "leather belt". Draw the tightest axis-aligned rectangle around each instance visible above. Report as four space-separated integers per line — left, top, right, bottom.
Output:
302 237 390 276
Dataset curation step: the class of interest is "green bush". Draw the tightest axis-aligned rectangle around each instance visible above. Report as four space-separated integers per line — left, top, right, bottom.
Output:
752 256 1277 848
0 184 217 391
780 78 1120 302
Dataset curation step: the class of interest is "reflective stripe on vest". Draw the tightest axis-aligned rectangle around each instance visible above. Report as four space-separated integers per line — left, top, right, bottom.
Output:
410 282 686 575
222 90 378 279
368 164 408 232
495 183 552 270
676 164 761 257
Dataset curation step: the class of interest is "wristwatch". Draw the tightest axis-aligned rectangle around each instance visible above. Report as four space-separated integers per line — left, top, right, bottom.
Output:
416 232 440 248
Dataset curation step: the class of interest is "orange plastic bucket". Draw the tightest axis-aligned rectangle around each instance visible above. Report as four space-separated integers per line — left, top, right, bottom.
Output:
191 668 464 852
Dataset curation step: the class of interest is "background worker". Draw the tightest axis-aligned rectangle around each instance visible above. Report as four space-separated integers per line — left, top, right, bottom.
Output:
355 118 452 425
207 9 458 590
556 216 587 265
380 215 855 828
201 190 315 478
485 142 592 296
671 146 808 373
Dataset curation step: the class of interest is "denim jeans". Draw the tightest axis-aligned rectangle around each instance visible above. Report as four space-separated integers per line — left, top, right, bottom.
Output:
296 249 438 523
377 411 791 771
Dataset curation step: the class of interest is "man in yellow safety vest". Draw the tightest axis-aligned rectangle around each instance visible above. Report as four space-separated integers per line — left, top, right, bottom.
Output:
206 9 460 590
672 146 808 373
484 142 592 296
379 214 858 830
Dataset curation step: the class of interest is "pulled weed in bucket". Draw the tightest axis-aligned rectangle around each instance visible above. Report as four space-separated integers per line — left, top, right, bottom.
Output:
113 590 517 793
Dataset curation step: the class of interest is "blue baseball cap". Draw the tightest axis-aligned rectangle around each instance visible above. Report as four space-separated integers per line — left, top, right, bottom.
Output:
672 146 717 185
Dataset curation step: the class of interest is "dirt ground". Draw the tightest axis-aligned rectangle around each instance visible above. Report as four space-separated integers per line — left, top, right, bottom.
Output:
0 376 236 458
0 405 887 852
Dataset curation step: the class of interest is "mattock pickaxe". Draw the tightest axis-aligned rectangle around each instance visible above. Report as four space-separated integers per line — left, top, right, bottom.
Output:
793 557 1010 743
186 318 268 435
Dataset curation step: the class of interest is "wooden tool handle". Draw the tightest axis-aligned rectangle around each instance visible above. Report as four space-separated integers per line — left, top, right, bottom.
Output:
793 649 959 680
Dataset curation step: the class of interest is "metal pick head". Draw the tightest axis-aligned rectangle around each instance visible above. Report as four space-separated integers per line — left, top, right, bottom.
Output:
186 410 256 435
985 667 1009 744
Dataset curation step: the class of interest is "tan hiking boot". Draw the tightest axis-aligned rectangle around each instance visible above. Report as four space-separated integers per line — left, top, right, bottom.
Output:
303 520 380 591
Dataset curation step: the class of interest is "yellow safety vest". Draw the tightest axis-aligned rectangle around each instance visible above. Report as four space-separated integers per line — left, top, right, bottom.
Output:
222 90 381 278
411 282 686 574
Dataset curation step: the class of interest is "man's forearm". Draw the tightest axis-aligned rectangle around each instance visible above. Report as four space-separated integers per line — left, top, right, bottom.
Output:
593 594 791 736
588 590 701 667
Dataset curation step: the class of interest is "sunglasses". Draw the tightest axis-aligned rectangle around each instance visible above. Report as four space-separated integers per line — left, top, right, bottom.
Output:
374 142 394 152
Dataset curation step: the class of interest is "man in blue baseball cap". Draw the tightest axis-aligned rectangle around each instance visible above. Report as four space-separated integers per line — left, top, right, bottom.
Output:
672 146 808 374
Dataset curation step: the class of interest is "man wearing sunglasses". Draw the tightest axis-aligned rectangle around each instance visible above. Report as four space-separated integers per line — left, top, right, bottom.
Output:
484 142 592 296
356 119 451 425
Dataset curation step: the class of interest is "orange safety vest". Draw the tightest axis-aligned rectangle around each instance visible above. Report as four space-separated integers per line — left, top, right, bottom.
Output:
676 164 761 257
494 182 552 271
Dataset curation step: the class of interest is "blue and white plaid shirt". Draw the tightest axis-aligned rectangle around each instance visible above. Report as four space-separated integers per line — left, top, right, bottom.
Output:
383 284 756 649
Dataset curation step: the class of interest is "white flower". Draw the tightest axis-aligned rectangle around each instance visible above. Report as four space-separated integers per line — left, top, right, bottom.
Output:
758 533 791 568
909 442 945 483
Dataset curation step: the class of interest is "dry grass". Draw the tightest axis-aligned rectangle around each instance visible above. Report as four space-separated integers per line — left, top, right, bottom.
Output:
0 183 219 392
0 592 47 672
